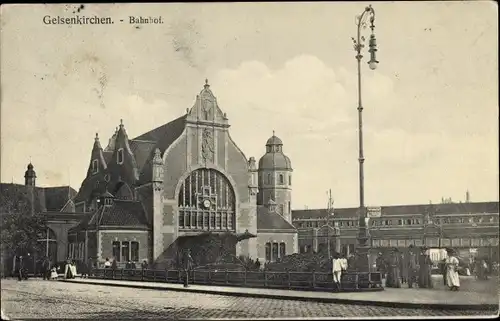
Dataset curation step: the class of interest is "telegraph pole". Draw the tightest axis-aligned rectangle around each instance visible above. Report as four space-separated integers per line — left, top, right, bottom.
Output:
327 189 333 259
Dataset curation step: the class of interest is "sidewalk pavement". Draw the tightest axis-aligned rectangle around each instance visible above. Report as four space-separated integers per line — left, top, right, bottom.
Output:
62 278 499 311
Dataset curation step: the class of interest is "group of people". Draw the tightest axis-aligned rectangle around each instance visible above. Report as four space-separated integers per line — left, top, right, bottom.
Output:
376 246 462 291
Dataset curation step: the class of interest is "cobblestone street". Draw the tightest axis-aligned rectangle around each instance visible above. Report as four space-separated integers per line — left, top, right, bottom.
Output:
1 279 497 320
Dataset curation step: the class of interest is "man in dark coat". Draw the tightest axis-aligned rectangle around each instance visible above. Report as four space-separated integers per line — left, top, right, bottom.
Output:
183 249 194 287
42 256 51 280
418 246 433 288
406 245 419 288
386 248 401 288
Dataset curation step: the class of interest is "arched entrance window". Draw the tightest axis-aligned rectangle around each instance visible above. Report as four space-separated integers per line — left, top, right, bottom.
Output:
37 227 58 262
178 168 236 231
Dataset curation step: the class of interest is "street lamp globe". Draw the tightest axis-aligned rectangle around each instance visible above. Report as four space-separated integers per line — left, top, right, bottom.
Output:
368 60 378 70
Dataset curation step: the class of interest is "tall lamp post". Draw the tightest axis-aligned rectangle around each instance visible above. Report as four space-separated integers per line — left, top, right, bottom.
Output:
352 5 378 272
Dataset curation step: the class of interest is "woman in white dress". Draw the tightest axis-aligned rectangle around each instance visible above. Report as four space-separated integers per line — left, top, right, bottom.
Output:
70 261 78 278
445 248 460 291
50 266 58 280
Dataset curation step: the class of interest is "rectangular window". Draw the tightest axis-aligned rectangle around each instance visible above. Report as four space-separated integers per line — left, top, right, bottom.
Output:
389 239 397 247
227 214 233 229
117 148 124 164
131 241 139 262
372 239 380 247
279 174 284 185
92 159 99 174
179 212 184 228
289 175 292 185
202 213 208 228
272 243 279 262
265 243 271 262
216 212 221 229
221 213 227 228
210 213 216 229
185 212 191 227
121 241 130 262
112 241 121 262
279 242 286 258
288 201 291 214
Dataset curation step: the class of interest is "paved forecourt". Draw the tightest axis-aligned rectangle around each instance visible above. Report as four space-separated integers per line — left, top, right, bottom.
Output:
62 276 499 310
1 279 497 320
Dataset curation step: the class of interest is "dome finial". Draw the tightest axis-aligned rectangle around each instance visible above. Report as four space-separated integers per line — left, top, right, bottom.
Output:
120 119 124 127
95 132 99 140
273 130 275 136
204 78 210 89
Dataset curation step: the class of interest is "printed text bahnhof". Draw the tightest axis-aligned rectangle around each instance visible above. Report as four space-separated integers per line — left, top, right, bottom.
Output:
43 16 164 25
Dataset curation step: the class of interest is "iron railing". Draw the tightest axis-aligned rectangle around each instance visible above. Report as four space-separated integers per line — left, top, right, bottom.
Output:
89 268 383 291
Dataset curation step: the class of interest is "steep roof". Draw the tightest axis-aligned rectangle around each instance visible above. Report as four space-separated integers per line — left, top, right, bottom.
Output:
0 183 77 213
292 202 500 220
129 139 157 170
69 199 150 233
99 200 149 227
133 115 187 184
257 205 297 232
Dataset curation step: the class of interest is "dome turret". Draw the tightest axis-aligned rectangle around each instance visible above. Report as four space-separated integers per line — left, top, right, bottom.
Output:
258 131 292 170
24 162 36 186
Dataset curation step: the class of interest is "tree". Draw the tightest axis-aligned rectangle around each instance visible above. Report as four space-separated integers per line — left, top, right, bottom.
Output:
0 184 47 258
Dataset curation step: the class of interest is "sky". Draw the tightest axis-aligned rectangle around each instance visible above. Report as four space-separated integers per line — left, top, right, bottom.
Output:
1 2 498 209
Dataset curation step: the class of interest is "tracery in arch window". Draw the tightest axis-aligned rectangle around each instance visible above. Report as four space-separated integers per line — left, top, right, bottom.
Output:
178 168 236 231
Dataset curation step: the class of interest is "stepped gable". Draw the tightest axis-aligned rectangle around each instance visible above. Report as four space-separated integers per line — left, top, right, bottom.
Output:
132 115 187 184
257 205 297 232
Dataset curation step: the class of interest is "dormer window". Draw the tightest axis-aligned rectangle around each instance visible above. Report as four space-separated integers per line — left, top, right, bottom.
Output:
117 148 124 164
267 173 271 185
92 159 99 174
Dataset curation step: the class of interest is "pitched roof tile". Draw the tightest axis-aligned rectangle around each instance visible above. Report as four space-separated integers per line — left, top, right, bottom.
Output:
257 206 297 232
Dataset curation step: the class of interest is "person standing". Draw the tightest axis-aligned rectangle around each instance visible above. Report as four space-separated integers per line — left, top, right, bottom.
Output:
183 249 194 288
445 248 460 291
375 252 386 279
331 253 343 291
441 257 448 285
400 248 409 285
418 246 433 288
386 248 401 288
42 256 51 280
407 245 419 288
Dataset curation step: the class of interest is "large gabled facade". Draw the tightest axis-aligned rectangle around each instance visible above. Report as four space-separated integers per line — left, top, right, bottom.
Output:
59 80 298 267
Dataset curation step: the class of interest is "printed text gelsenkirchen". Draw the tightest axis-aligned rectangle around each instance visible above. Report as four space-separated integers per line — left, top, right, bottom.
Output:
43 15 113 25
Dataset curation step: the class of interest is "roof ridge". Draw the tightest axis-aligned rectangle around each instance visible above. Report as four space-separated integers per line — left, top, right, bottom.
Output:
130 139 157 144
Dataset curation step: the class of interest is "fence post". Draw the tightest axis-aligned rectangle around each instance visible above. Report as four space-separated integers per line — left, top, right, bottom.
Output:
153 269 156 282
244 270 247 286
287 270 291 289
264 271 267 287
178 270 181 283
141 269 145 281
312 270 316 289
120 269 124 280
355 274 359 290
112 269 116 280
165 269 168 282
225 269 229 285
192 270 195 284
208 270 211 284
